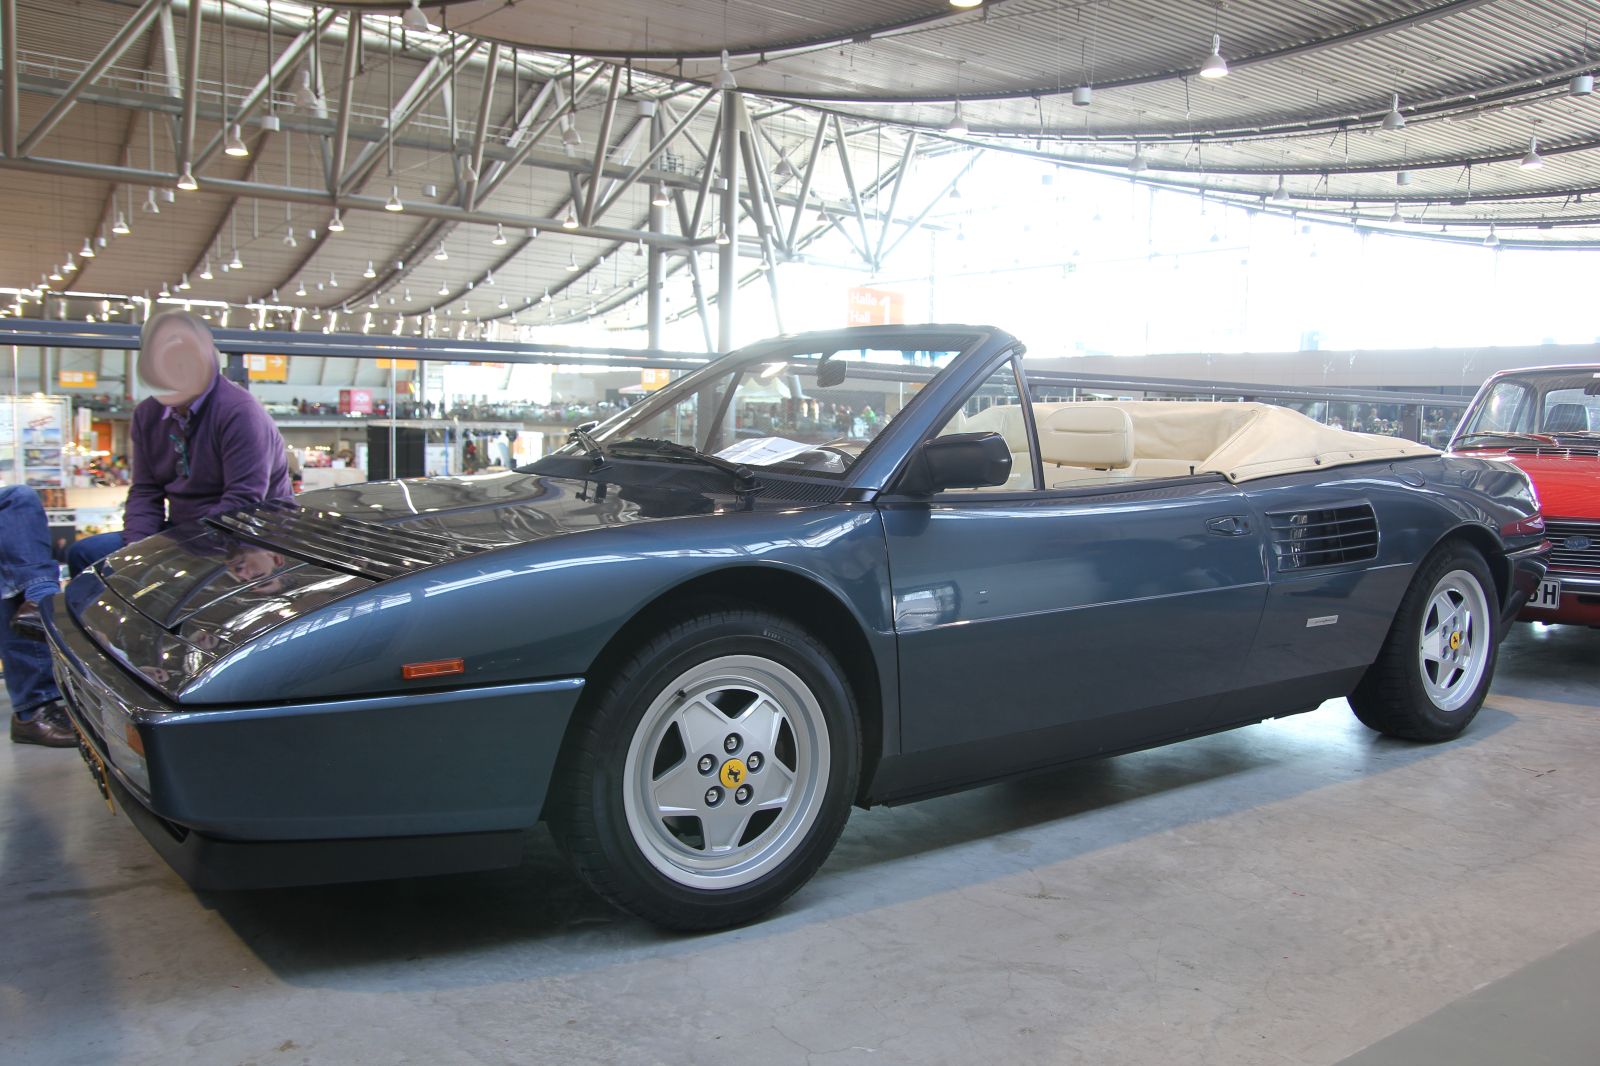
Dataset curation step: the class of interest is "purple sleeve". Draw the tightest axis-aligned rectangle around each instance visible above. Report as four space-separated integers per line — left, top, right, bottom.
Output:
122 409 166 545
200 402 283 518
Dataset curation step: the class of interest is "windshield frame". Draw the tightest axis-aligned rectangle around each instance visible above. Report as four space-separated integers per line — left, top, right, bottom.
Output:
1452 363 1600 449
553 327 997 484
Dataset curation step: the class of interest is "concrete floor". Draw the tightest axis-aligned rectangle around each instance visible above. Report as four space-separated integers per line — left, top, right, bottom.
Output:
4 621 1600 1066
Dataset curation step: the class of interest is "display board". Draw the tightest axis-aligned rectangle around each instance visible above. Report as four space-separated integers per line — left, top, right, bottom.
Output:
0 396 71 488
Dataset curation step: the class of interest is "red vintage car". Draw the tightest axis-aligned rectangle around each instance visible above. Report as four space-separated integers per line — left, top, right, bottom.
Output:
1450 363 1600 626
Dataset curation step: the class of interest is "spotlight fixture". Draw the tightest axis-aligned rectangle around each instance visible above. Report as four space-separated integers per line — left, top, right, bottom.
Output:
651 183 670 207
63 255 76 272
1271 175 1290 202
328 210 344 232
1381 94 1405 131
561 119 582 147
1484 225 1500 247
142 188 160 213
945 100 969 136
401 0 434 32
363 261 377 278
80 237 95 258
566 252 579 271
438 281 450 295
49 267 63 281
1128 145 1149 173
434 242 449 260
1520 135 1545 168
178 273 191 290
199 260 213 280
715 227 731 245
293 68 320 109
230 249 243 270
492 223 507 245
541 287 552 302
112 212 130 234
1571 74 1595 97
498 295 508 310
1072 86 1093 106
1199 34 1228 78
283 227 298 247
224 125 249 157
385 186 404 211
950 0 982 7
562 209 579 229
177 164 198 190
328 271 338 287
712 49 737 90
295 279 307 296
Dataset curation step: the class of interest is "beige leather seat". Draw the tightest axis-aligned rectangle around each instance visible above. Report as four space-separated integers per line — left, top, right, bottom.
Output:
1034 405 1137 485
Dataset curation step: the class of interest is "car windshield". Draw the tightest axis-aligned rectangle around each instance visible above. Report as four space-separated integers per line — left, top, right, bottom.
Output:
1457 368 1600 443
558 344 967 478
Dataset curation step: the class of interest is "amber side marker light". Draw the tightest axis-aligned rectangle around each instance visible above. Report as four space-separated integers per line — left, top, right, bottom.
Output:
401 658 464 680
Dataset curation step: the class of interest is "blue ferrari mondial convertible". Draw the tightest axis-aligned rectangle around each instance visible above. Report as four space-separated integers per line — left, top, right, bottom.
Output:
44 325 1548 929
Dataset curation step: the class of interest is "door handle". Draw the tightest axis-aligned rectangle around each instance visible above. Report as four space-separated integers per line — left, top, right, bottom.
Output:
1207 515 1252 536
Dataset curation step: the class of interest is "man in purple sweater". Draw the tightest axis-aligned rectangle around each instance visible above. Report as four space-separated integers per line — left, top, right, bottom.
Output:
10 311 292 647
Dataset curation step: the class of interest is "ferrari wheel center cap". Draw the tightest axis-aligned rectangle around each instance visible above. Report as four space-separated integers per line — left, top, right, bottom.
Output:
1449 631 1462 651
718 758 747 789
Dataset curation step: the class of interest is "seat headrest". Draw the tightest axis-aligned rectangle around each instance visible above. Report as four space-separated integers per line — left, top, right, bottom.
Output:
1545 403 1590 433
1036 405 1134 469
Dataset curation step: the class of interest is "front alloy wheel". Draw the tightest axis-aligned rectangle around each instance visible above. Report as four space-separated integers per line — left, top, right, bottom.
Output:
548 602 859 930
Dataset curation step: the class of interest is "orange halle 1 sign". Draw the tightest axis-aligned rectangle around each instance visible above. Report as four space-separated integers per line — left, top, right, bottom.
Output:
846 286 904 326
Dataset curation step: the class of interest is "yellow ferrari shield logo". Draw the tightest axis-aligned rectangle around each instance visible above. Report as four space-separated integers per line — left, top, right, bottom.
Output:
1449 632 1461 650
719 758 747 788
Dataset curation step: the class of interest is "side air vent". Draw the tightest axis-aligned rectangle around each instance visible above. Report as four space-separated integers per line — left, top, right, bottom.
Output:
209 499 495 580
1268 503 1379 571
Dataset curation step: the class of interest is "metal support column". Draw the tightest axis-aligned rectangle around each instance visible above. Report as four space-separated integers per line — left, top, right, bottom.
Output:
718 90 738 353
1 0 17 158
646 111 664 349
179 0 201 172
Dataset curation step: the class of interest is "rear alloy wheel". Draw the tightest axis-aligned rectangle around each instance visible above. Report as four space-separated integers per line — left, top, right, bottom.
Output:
548 603 859 930
1350 541 1498 741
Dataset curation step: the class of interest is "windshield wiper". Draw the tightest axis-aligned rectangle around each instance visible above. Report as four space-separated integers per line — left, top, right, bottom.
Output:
1453 431 1557 448
610 437 764 506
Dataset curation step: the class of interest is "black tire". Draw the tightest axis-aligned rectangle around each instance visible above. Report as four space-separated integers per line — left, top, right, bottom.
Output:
547 600 861 930
1349 540 1499 741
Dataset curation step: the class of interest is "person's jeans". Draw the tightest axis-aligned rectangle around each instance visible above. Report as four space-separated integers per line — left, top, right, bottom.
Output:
67 531 125 576
0 594 61 715
0 485 62 604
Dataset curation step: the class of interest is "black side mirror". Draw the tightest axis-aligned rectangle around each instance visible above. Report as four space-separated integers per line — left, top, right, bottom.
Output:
900 432 1012 495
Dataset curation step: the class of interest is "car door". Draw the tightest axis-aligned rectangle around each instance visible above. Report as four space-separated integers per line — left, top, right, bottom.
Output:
881 360 1270 759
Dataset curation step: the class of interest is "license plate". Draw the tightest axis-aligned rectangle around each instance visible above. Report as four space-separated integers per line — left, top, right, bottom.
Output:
71 720 115 813
1532 579 1562 610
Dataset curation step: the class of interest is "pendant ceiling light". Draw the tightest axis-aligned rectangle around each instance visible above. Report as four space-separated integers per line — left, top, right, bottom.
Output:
712 49 737 90
224 125 249 157
63 255 76 272
199 260 214 280
492 223 507 246
561 118 582 147
1483 225 1500 247
80 238 95 258
283 227 298 247
363 261 377 278
327 270 338 287
1072 86 1093 106
230 249 243 270
142 188 160 214
1571 74 1595 97
566 252 579 271
651 183 671 207
1520 136 1545 168
47 266 61 282
774 154 796 180
328 210 344 232
401 0 433 32
385 186 404 211
1128 145 1149 173
434 242 449 260
438 281 450 295
562 208 579 229
1199 34 1228 78
541 287 552 303
112 212 130 234
498 295 508 309
1381 94 1405 130
178 273 191 290
176 165 198 191
1396 170 1413 186
296 279 307 296
945 100 969 136
294 68 320 109
1271 175 1291 202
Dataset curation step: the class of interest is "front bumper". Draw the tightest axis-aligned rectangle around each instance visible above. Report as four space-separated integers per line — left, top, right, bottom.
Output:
1503 540 1553 627
43 594 585 886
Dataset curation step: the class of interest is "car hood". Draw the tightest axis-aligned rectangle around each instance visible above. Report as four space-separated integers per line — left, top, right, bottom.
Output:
1494 453 1600 520
69 469 814 699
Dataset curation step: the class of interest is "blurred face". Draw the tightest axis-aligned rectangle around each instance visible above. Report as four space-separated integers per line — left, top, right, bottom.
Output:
226 547 288 592
139 316 217 406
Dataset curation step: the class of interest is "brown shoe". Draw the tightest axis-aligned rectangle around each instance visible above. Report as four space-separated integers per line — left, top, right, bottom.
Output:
11 701 77 747
10 599 46 642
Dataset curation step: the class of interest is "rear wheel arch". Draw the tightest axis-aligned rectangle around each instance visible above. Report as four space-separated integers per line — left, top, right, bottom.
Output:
576 565 884 807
